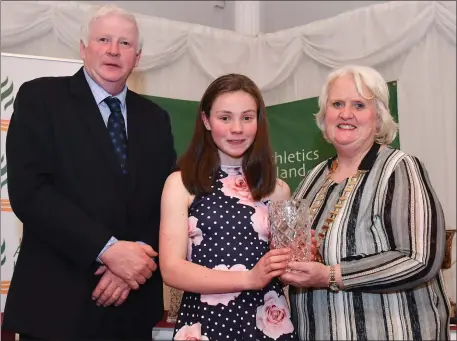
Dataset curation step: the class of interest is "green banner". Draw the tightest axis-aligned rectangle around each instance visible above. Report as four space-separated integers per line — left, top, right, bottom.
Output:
144 81 399 190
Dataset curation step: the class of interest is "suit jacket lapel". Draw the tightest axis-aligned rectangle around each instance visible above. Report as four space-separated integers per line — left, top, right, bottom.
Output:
68 68 126 188
125 91 143 198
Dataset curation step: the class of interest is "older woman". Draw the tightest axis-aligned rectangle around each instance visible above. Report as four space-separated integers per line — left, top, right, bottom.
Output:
280 65 450 340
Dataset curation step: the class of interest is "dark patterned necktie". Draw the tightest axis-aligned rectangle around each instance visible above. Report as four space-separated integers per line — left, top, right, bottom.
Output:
104 96 128 175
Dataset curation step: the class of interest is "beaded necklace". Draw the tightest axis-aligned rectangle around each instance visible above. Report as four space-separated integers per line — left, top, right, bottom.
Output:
310 159 368 263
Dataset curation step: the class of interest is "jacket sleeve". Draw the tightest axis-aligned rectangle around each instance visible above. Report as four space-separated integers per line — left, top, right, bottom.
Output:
340 155 446 291
6 80 114 270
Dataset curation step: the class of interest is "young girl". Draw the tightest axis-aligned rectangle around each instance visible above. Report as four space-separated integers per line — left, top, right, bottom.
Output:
159 74 297 341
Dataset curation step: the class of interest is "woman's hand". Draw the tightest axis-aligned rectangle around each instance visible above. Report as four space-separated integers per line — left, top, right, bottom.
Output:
309 229 319 261
247 248 291 290
279 261 330 289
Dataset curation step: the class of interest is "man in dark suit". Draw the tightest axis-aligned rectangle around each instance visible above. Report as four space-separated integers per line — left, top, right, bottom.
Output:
3 4 176 340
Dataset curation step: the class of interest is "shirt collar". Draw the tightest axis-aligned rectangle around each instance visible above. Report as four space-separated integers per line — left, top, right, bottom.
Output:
83 67 127 109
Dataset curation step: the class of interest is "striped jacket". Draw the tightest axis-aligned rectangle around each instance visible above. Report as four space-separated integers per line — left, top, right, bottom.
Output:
290 145 450 340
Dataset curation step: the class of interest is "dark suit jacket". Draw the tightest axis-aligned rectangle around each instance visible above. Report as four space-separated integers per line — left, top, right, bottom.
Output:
3 67 176 339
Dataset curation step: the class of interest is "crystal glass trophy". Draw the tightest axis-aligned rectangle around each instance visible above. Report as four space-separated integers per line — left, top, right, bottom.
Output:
268 199 311 262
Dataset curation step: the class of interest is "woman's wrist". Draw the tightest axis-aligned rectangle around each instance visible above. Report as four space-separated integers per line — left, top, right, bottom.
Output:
325 264 344 290
334 264 344 288
243 270 256 291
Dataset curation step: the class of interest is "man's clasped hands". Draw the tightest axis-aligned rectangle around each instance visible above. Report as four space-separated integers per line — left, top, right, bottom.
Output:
92 241 158 307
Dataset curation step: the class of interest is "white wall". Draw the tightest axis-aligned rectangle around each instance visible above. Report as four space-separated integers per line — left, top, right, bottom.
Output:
78 1 236 31
261 1 390 33
76 1 390 33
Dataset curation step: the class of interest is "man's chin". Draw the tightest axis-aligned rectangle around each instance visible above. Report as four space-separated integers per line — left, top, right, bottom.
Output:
98 68 125 80
100 74 123 82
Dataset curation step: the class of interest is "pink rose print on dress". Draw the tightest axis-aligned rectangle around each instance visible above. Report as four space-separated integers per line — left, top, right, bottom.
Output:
200 264 247 306
174 322 209 340
256 291 294 340
220 175 254 206
187 216 203 261
251 202 270 242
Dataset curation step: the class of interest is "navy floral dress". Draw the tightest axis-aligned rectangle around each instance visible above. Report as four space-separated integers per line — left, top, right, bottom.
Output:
173 165 296 341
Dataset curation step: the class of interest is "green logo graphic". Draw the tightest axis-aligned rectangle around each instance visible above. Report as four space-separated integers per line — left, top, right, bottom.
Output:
1 77 14 112
1 239 6 266
1 154 6 189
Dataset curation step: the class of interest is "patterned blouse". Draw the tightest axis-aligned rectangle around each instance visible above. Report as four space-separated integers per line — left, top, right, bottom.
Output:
290 143 450 340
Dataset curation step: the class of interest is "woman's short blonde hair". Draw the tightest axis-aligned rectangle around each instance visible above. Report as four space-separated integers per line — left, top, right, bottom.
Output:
315 65 398 145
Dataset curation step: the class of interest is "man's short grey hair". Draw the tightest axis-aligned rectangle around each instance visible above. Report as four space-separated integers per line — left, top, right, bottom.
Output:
80 4 143 53
315 65 398 145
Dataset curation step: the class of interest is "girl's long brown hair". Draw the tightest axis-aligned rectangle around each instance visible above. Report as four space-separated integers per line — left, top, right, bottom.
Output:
177 74 276 201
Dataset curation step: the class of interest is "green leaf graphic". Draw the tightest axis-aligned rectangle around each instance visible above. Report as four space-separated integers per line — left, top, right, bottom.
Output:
1 80 13 100
1 77 8 88
1 80 14 111
1 155 6 174
1 154 7 189
1 240 6 266
4 96 14 111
